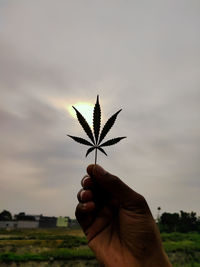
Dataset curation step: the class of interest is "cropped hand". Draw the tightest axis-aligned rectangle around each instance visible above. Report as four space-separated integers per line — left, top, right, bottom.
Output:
76 164 171 267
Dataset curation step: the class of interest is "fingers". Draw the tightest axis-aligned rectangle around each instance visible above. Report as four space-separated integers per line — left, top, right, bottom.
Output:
76 175 96 232
87 164 147 209
77 189 93 203
76 185 95 213
76 175 96 231
87 164 132 197
81 175 94 189
76 201 95 213
75 202 95 233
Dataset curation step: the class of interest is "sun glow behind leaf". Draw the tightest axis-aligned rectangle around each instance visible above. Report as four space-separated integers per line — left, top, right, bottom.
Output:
67 96 126 164
67 102 94 127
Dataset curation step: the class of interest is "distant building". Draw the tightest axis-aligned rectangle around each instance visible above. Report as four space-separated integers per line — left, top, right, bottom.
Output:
56 216 69 227
12 212 39 229
39 216 57 228
68 218 80 228
17 221 39 229
0 220 38 229
14 212 42 221
0 211 75 229
0 221 17 229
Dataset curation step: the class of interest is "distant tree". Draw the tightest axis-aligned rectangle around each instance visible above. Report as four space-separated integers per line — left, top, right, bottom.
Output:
197 216 200 232
0 210 12 221
157 207 161 223
15 212 35 221
159 212 179 232
158 210 200 233
179 210 197 232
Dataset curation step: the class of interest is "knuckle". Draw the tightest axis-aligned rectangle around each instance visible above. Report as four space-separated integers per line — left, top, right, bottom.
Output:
109 174 121 186
82 176 93 188
75 203 81 216
136 194 149 209
81 175 89 186
77 189 83 201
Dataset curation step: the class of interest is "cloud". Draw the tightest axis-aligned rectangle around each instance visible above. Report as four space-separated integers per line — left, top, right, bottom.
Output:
0 0 200 218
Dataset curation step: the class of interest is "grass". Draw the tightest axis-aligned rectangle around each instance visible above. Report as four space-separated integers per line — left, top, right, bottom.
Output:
161 232 200 252
173 264 200 267
161 232 200 266
0 228 200 266
0 249 94 262
164 239 200 252
161 232 200 242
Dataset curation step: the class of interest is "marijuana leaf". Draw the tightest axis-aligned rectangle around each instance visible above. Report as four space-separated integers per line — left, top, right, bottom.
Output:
93 95 101 144
68 95 126 164
72 106 95 144
100 137 126 147
98 109 122 144
67 135 93 146
86 147 95 157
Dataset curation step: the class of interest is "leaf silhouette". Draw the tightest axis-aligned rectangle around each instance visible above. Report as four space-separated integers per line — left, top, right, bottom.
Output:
98 109 122 145
73 106 95 144
100 137 126 147
93 95 101 144
86 147 95 157
67 95 126 164
97 147 107 156
67 135 93 146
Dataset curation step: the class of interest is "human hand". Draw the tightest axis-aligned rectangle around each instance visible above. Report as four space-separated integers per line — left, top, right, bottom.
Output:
76 164 171 267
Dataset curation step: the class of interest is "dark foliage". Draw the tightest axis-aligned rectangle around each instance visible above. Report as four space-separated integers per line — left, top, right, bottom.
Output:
0 210 12 221
158 211 200 233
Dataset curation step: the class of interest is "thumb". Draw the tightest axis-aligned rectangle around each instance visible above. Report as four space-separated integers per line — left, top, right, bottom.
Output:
87 164 142 205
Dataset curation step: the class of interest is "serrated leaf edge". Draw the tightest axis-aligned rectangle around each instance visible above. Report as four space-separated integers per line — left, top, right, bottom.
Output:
73 106 95 144
97 147 107 156
67 135 94 146
93 95 101 144
98 109 122 145
85 147 95 157
100 137 126 147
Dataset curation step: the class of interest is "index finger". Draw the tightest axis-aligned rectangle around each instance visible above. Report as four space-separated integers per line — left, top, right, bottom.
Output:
81 175 94 189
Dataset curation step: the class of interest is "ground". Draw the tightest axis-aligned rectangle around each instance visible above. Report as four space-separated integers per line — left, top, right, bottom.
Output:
0 228 200 266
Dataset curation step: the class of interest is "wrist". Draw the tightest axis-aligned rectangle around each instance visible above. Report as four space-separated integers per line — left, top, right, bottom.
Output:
142 248 172 267
90 242 171 267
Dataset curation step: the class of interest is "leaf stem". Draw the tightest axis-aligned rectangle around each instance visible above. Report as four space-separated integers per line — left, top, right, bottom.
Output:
95 147 97 165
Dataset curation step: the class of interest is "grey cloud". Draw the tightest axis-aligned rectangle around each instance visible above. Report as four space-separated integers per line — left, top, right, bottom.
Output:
0 0 200 217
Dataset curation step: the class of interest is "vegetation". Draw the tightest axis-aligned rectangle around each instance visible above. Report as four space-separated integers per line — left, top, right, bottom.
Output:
0 228 200 266
0 210 12 221
158 211 200 233
1 210 200 265
0 249 94 262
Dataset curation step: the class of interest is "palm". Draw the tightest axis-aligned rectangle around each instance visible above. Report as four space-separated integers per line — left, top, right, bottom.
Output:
76 165 171 267
86 197 160 265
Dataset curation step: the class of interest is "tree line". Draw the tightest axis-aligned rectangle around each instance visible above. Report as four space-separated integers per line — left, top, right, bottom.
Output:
1 209 200 233
0 210 12 221
158 210 200 233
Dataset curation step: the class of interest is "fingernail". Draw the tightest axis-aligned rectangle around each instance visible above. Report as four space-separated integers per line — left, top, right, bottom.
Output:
80 190 85 201
81 175 90 186
82 203 87 209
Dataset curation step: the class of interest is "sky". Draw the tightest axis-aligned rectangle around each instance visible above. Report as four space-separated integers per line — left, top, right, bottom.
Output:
0 0 200 219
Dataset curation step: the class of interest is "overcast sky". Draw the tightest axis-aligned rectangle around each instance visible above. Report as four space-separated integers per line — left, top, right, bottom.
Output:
0 0 200 218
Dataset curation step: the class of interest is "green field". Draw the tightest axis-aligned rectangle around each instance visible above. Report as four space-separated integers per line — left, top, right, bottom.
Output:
0 228 200 266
